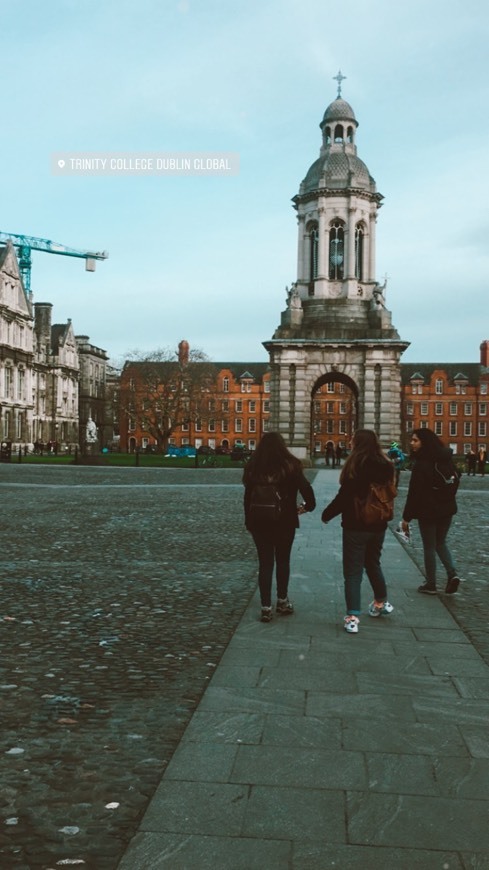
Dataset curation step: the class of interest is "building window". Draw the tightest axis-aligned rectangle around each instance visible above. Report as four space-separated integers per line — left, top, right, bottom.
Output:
406 403 413 415
241 381 252 393
263 400 270 412
235 400 242 412
449 402 457 415
339 420 347 435
354 225 364 281
195 419 202 432
420 402 428 416
235 418 242 433
248 419 256 433
223 377 229 393
338 383 345 393
406 420 413 432
420 421 428 429
248 401 256 412
449 422 457 436
434 422 443 435
208 419 215 432
309 225 319 280
128 417 135 431
264 380 270 393
479 403 487 416
435 379 443 394
181 422 189 432
479 422 487 437
480 383 487 395
329 221 344 280
326 420 334 434
314 401 321 414
326 401 334 413
435 402 443 415
464 422 472 436
464 403 473 415
327 383 335 394
221 420 229 432
3 411 10 439
5 366 12 398
221 399 229 412
339 402 346 414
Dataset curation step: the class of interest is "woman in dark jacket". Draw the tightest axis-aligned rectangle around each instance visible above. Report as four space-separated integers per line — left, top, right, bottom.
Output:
401 428 460 595
321 429 395 634
243 432 316 623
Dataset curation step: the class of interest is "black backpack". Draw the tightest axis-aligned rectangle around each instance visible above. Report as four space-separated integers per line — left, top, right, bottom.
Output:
432 461 460 502
249 483 282 523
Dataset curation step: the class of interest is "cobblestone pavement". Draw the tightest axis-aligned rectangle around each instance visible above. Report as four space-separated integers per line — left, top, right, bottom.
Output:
395 471 489 665
0 465 487 869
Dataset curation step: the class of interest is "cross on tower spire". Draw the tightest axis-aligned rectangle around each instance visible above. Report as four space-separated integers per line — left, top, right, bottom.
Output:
333 69 346 98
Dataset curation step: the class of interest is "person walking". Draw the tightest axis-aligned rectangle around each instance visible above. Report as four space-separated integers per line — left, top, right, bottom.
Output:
400 428 460 595
321 429 396 634
243 432 316 623
477 447 487 476
466 450 477 476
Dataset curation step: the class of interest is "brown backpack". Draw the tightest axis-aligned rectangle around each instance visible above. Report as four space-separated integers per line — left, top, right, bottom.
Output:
354 479 397 526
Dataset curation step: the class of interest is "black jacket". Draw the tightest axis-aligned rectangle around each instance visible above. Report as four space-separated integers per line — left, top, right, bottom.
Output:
244 469 316 531
321 457 395 532
402 446 458 522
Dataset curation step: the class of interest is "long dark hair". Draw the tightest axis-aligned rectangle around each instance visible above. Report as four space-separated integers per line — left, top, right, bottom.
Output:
340 429 390 483
411 427 447 461
243 432 302 484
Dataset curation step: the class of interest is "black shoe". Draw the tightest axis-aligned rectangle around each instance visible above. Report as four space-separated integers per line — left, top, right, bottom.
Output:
260 607 273 623
445 576 460 594
417 583 437 595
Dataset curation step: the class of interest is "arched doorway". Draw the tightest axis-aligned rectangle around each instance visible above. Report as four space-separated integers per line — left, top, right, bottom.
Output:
310 372 358 462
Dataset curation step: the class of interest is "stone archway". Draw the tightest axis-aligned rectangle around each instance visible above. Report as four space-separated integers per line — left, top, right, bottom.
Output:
310 370 359 459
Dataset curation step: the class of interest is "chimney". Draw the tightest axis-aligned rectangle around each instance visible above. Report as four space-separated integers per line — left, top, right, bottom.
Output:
178 339 190 367
480 340 489 368
34 303 53 350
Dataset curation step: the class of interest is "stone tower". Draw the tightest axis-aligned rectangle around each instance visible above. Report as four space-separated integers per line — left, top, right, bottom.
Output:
264 78 409 459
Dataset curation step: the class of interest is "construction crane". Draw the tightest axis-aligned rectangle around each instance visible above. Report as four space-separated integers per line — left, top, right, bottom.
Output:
0 231 108 291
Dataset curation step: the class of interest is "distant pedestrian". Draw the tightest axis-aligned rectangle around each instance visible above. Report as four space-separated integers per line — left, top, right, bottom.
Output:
325 444 334 467
243 432 316 623
335 443 343 467
387 441 406 487
477 447 487 476
401 428 460 595
321 429 396 634
466 450 477 476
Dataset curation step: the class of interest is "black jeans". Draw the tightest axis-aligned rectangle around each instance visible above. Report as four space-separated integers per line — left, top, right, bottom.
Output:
251 524 296 607
417 517 457 586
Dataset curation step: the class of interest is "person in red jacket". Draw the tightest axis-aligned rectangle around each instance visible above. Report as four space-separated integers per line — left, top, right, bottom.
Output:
321 429 395 634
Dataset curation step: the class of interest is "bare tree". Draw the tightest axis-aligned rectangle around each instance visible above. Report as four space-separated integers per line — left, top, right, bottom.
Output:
119 341 219 452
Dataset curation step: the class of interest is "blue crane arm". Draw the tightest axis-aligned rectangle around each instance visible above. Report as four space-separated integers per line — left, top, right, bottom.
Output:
0 231 108 260
0 231 108 291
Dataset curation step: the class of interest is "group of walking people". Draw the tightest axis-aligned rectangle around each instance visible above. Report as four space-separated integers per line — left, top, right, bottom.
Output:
243 428 460 632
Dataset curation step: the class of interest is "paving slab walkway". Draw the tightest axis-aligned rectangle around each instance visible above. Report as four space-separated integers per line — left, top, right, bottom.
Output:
118 469 489 870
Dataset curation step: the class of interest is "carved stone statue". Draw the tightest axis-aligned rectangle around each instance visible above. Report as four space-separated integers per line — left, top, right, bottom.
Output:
86 417 98 443
289 283 302 309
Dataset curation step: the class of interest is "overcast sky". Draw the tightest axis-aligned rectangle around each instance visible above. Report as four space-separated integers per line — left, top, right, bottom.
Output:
2 0 488 366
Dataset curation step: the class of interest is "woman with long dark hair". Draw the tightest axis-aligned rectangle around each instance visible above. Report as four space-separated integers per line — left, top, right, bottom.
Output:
243 432 316 623
321 429 395 633
401 428 460 595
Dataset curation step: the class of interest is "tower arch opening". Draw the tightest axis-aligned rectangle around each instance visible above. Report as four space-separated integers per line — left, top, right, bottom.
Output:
310 372 359 460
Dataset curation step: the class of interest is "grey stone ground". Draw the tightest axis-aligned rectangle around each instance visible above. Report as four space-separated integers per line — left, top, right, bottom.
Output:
0 464 487 869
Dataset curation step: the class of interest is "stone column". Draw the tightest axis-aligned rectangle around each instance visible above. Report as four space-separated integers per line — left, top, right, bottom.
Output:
368 214 376 281
296 215 306 282
317 205 326 278
363 363 377 430
347 205 356 278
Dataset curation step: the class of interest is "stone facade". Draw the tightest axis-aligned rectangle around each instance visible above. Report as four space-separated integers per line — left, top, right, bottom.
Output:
264 87 409 459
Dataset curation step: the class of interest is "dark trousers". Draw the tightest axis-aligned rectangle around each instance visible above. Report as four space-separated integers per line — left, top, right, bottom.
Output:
417 517 457 586
342 529 388 616
251 525 296 607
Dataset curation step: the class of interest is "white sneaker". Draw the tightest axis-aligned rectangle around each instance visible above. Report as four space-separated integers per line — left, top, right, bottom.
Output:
344 615 359 633
368 600 394 617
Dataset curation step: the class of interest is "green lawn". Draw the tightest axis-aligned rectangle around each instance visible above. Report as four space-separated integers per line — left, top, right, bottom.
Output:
11 452 248 469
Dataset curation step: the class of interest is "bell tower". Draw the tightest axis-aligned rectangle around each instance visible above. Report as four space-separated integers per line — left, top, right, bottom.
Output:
264 74 409 459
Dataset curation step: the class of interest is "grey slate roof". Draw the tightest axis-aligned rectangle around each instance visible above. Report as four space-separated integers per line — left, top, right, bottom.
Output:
400 362 483 386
